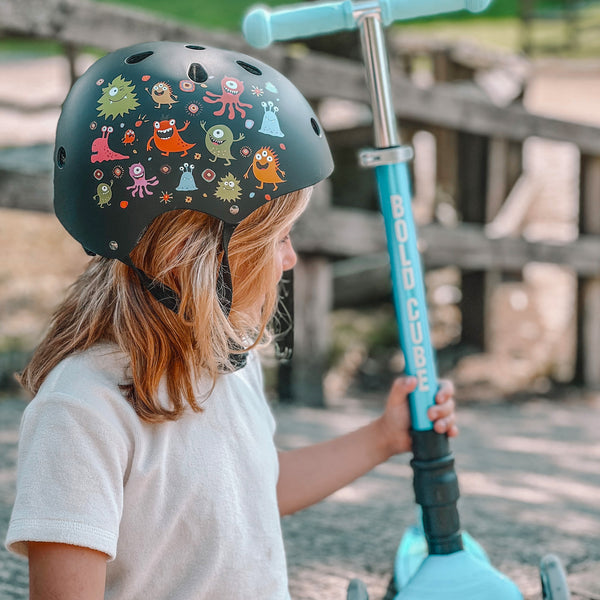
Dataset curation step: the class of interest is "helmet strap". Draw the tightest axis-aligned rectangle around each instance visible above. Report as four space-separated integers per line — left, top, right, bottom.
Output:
121 256 181 314
274 269 294 362
217 222 237 318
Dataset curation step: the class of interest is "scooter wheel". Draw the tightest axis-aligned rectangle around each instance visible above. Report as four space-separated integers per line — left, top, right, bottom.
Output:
540 554 570 600
347 578 369 600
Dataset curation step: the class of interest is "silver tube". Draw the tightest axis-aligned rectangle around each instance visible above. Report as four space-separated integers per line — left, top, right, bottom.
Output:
356 12 400 149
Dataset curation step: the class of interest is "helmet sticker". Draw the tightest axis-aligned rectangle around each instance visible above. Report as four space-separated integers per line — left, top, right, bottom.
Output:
176 163 198 191
146 81 178 109
147 119 196 157
258 101 284 138
94 180 113 208
244 147 286 192
126 162 159 198
214 173 242 203
92 126 130 163
97 75 140 120
201 168 216 183
201 121 245 166
203 76 253 120
122 129 136 145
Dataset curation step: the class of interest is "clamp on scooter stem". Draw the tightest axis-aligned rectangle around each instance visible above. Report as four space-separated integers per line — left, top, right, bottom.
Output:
243 0 492 48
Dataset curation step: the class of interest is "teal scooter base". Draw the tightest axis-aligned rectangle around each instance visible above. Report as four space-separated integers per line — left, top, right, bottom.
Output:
395 523 490 589
394 550 523 600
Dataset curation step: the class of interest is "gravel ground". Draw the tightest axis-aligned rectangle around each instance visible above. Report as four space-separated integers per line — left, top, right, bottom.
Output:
2 391 599 600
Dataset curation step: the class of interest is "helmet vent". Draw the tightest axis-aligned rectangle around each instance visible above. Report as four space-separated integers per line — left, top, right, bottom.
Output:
186 45 206 51
56 146 67 169
188 63 208 83
236 61 262 76
125 50 154 64
310 118 321 136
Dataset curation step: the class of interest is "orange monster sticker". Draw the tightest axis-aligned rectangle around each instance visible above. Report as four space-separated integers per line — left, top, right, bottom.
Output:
244 147 286 192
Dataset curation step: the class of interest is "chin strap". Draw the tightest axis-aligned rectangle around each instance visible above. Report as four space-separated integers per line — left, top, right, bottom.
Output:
120 222 238 317
217 222 236 318
121 255 181 314
274 269 294 362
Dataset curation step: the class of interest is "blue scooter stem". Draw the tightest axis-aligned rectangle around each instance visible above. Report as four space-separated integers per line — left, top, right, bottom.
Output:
375 163 437 431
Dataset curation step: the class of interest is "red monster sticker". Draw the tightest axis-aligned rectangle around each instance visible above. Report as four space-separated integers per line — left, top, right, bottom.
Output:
147 119 196 157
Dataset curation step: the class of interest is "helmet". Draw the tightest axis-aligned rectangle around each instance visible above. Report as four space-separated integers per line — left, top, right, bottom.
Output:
54 41 333 261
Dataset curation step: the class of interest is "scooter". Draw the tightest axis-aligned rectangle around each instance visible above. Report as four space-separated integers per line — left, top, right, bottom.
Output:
243 2 571 598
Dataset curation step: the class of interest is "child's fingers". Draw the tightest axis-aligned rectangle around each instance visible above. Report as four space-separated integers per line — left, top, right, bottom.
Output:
435 379 455 403
428 395 455 421
390 376 418 398
432 412 458 434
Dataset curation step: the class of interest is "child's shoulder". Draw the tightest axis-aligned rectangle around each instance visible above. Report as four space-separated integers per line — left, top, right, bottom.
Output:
31 342 135 422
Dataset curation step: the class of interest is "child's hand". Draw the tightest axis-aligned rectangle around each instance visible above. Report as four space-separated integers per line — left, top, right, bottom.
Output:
378 377 459 458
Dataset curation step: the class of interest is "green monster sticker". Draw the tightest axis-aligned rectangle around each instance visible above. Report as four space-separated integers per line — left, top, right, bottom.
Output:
97 75 140 120
214 173 242 203
94 180 113 207
201 122 244 166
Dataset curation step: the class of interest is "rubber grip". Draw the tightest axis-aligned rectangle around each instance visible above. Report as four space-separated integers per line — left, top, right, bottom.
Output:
380 0 492 24
243 1 355 49
243 0 492 48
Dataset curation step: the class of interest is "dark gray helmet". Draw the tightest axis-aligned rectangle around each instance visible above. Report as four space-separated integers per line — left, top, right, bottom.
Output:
54 41 333 261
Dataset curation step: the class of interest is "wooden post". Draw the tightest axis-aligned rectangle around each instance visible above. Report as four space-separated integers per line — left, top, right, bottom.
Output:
576 154 600 387
456 132 489 349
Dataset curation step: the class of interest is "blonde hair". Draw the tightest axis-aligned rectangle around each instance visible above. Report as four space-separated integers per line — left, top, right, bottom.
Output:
20 188 312 422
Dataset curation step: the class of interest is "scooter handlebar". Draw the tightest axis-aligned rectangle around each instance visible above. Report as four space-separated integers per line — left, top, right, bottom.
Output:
243 0 492 48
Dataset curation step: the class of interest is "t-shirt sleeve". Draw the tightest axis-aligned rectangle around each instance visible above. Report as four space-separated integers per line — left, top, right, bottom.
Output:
5 393 130 560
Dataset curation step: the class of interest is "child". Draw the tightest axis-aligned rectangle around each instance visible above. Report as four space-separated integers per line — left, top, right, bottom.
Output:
5 41 457 599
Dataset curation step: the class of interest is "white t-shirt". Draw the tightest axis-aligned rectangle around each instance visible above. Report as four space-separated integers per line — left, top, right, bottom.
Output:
6 343 290 599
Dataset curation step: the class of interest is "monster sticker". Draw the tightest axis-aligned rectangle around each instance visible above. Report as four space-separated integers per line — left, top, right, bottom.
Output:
214 173 242 203
94 180 113 207
258 101 284 137
146 82 178 109
147 119 196 157
91 126 130 163
176 163 198 191
97 75 139 120
203 76 253 120
126 162 159 198
122 129 136 145
244 147 286 192
200 122 245 166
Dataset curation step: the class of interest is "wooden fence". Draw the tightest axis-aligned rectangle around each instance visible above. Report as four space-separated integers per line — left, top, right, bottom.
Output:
2 0 600 404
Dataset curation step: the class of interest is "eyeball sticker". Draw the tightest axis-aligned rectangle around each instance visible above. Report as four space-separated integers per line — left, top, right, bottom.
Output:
202 168 216 183
179 80 195 92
